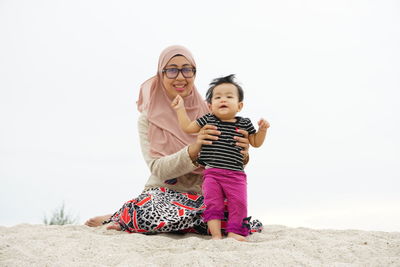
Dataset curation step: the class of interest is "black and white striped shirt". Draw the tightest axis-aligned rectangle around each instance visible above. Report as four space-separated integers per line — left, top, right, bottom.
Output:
196 113 256 171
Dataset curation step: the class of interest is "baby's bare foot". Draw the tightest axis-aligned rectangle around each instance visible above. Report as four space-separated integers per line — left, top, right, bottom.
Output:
227 232 247 242
84 214 112 227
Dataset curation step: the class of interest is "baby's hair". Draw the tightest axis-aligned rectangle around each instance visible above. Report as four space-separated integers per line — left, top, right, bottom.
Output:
205 74 244 103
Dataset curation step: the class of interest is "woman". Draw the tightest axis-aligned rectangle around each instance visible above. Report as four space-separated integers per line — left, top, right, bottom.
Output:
85 45 262 237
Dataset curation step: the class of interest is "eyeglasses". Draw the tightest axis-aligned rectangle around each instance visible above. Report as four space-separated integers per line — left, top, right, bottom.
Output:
162 67 196 79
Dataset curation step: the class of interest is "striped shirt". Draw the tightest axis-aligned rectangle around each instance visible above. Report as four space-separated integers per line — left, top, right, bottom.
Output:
196 113 256 171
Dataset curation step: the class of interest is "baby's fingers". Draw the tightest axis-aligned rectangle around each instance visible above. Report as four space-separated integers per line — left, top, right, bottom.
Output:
171 95 178 105
258 118 270 129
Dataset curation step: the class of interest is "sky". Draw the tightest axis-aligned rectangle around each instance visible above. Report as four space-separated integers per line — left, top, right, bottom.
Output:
1 0 399 232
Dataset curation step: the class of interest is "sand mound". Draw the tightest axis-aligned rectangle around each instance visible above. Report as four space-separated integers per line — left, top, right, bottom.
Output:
1 224 399 266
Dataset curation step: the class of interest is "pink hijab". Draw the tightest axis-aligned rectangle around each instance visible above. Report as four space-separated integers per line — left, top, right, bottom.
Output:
137 45 209 158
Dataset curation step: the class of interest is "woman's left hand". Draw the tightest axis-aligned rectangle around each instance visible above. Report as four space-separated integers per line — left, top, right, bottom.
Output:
234 129 250 158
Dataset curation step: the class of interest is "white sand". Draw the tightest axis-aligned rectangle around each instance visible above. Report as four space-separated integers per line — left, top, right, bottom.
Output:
1 224 399 266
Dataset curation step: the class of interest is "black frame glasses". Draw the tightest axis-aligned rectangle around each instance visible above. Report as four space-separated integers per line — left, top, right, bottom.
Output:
162 67 196 79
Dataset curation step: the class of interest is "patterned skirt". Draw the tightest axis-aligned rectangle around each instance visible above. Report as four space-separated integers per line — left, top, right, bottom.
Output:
104 187 263 235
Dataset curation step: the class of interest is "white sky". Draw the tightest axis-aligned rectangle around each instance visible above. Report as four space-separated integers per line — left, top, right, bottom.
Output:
1 0 399 232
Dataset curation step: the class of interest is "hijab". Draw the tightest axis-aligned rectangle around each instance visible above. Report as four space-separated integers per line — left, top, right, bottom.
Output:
137 45 209 158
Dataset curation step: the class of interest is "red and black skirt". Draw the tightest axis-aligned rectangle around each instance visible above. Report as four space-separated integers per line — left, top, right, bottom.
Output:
104 187 263 235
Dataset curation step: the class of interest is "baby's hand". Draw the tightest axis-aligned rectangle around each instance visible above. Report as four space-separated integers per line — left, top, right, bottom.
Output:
258 118 270 131
171 95 184 110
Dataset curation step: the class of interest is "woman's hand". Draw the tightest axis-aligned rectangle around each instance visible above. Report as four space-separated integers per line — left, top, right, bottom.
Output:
188 124 220 161
234 129 250 163
197 124 220 145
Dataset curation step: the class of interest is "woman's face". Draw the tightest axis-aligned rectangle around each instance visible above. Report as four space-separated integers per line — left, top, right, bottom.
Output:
162 55 195 99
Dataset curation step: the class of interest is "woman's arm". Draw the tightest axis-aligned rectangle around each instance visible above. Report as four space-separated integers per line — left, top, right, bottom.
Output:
138 113 197 179
187 126 251 164
138 114 249 178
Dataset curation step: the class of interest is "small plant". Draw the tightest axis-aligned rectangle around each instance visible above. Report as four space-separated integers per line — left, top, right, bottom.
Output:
43 202 78 225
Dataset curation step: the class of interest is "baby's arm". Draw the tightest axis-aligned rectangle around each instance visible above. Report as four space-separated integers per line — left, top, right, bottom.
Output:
248 118 270 147
171 95 201 134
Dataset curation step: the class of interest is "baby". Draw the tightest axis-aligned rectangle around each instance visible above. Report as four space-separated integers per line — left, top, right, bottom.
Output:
171 74 270 241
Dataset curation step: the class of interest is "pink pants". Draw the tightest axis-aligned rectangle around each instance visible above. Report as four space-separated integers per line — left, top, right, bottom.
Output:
202 168 248 236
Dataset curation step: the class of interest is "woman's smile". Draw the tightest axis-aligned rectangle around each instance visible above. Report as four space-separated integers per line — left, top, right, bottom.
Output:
162 56 195 99
173 84 187 92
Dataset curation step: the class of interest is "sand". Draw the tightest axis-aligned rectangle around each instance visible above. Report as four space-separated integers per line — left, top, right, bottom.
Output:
1 224 399 266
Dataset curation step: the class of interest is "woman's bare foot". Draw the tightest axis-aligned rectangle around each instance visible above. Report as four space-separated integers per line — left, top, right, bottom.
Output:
84 214 112 227
227 232 247 242
106 223 121 231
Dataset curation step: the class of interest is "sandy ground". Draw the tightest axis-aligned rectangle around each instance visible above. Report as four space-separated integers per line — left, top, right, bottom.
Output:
1 224 399 266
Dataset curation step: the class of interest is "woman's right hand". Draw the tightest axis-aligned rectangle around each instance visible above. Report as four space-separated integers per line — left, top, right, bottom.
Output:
188 124 220 161
197 124 220 145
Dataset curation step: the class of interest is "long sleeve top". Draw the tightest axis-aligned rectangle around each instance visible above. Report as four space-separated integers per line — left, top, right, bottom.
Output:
138 112 203 193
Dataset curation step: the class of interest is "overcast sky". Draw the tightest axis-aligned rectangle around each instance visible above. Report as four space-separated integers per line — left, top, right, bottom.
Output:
1 0 399 232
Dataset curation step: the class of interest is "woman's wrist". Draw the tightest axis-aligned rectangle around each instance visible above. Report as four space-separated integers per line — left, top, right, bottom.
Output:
243 153 250 165
188 143 201 162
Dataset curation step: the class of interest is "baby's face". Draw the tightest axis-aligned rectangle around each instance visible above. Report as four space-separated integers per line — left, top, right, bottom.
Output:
209 83 243 121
